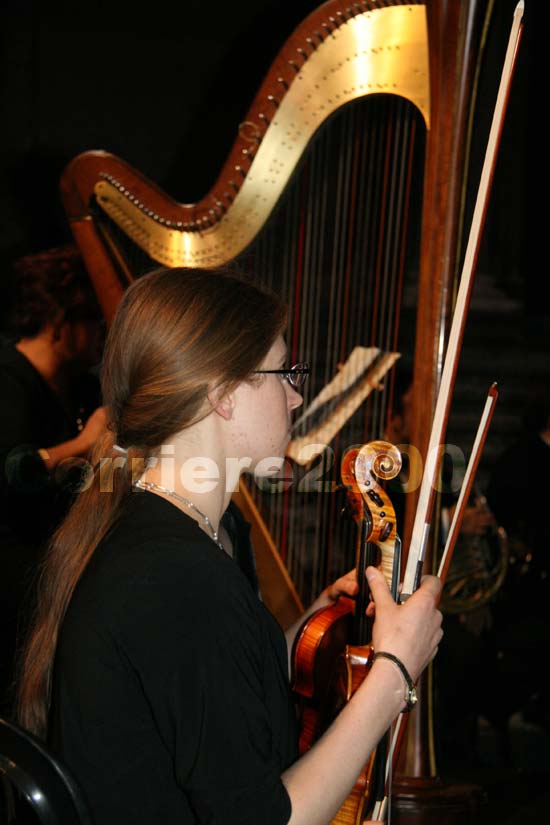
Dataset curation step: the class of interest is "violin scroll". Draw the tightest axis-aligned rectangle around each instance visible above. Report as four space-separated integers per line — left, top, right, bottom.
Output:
355 439 402 483
353 441 402 562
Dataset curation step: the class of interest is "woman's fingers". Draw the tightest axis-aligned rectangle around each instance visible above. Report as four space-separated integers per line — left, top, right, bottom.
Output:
328 568 359 601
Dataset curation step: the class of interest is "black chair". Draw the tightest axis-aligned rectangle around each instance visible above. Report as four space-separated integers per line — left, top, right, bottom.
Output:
0 717 93 825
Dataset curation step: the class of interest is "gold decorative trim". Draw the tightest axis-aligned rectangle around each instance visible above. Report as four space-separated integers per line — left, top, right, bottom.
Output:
95 5 428 268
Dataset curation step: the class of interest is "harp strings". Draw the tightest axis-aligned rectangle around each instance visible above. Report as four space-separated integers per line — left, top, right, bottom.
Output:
243 95 419 603
86 96 422 606
372 98 417 437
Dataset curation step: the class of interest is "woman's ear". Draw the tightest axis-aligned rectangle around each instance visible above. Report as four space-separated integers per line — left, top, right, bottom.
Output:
208 387 234 421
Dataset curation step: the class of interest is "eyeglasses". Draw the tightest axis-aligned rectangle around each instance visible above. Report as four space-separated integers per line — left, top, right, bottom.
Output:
253 362 310 388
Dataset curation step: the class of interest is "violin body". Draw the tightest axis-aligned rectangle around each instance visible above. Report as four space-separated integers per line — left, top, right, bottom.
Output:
291 598 354 753
291 442 402 822
292 605 384 823
325 644 383 825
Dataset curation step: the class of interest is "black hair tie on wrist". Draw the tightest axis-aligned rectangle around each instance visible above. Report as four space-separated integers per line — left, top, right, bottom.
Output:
372 651 418 713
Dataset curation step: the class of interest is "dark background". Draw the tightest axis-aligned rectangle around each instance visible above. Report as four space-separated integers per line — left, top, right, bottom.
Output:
0 0 539 295
1 0 544 478
0 1 548 819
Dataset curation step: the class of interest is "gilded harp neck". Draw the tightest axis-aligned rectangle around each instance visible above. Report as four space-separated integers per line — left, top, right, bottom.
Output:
62 2 429 283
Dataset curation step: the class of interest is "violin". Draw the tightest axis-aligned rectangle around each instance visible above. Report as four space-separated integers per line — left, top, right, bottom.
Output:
291 440 402 822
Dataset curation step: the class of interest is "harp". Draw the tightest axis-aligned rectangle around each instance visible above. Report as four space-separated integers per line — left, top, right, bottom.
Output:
61 0 494 812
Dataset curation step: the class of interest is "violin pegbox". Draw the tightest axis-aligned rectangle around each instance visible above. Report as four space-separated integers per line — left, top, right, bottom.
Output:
354 440 402 587
340 447 364 525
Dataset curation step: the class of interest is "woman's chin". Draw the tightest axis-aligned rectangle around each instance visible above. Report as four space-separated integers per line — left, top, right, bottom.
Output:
253 455 286 478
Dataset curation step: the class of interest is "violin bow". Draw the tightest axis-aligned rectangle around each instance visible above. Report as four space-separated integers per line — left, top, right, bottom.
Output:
400 0 524 602
437 383 498 582
370 382 499 822
371 2 524 819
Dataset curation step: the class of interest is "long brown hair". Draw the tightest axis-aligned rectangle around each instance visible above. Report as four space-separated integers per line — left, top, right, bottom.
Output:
17 266 286 738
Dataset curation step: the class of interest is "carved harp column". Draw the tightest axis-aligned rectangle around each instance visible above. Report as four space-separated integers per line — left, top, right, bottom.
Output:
61 3 491 817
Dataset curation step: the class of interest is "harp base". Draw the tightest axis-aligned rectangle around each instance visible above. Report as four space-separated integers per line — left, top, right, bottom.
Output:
390 776 486 824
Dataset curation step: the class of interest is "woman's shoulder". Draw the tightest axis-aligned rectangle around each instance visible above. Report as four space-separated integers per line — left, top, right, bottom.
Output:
62 491 264 657
93 491 221 568
80 490 253 611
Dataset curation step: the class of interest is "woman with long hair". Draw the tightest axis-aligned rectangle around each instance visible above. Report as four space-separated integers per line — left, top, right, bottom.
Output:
17 266 442 825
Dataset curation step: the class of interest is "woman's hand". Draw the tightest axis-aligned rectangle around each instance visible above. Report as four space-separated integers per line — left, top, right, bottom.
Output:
40 406 108 471
285 569 358 669
315 568 359 610
76 406 108 454
366 566 443 683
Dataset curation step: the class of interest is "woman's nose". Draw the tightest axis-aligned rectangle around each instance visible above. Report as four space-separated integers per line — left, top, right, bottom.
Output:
287 384 303 410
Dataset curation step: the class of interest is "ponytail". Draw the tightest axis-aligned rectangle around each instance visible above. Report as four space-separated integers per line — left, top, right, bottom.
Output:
17 265 286 738
17 429 149 738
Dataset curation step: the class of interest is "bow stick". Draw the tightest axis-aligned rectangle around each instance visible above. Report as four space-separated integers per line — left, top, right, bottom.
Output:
437 383 499 582
400 0 524 601
370 382 499 822
371 1 524 818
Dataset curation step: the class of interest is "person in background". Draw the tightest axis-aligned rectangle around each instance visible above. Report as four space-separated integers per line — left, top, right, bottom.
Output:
17 267 442 825
485 383 550 734
0 244 106 715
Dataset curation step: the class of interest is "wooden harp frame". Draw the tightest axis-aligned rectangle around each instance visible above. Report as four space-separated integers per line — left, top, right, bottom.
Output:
60 0 494 785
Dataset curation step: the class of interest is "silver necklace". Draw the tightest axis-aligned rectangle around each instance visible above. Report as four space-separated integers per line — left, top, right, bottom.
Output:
134 480 224 552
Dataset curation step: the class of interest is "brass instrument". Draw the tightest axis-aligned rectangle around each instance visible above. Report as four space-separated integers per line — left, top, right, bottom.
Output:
440 492 509 614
